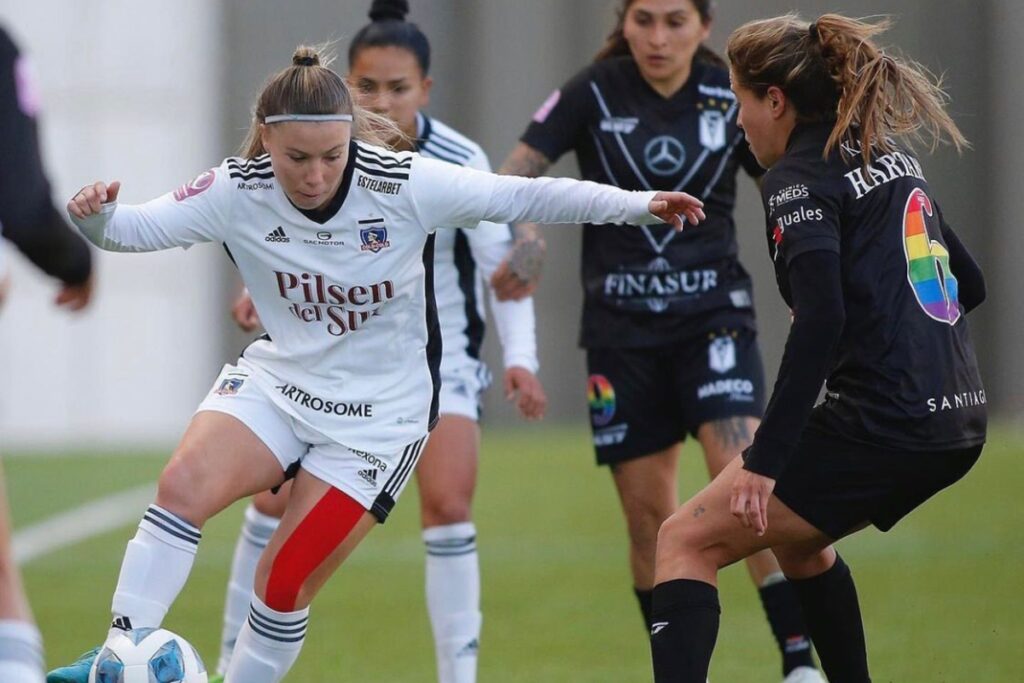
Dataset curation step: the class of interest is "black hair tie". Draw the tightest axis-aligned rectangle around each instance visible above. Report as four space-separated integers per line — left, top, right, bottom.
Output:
295 56 317 67
808 21 820 43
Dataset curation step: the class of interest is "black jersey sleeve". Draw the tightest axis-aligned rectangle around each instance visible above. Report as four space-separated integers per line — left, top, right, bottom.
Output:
0 28 92 285
519 67 593 164
761 166 841 266
935 205 985 313
743 249 846 479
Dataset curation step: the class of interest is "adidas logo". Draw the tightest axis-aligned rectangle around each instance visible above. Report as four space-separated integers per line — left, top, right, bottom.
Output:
456 638 479 658
265 226 290 243
111 616 134 632
357 468 378 487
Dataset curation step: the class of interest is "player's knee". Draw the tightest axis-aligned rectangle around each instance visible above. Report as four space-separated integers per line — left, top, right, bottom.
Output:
420 495 471 526
774 545 835 579
253 487 288 519
156 449 209 523
657 509 706 558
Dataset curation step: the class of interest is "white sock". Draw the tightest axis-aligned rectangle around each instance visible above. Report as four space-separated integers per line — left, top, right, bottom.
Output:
0 620 44 683
424 522 482 683
218 505 280 674
110 504 201 629
225 596 308 683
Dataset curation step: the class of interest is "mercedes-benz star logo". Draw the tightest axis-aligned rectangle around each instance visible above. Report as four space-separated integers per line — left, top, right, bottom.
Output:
644 135 686 177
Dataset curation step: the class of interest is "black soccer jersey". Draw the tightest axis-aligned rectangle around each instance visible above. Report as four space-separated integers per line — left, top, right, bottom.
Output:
522 57 763 348
0 26 91 285
761 122 987 452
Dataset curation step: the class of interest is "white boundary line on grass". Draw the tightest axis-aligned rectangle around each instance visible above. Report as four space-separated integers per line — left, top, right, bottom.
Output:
13 482 156 565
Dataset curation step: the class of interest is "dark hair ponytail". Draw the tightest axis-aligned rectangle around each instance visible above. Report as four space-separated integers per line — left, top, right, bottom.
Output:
594 0 724 69
348 0 431 75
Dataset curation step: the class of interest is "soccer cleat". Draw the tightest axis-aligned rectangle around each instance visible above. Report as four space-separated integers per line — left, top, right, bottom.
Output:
46 646 100 683
782 666 826 683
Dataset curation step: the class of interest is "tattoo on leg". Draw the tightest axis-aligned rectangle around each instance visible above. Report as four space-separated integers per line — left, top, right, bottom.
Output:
710 417 754 452
693 504 706 518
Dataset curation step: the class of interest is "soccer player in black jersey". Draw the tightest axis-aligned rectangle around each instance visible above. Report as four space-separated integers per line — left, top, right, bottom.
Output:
497 2 820 680
0 23 94 683
649 13 987 683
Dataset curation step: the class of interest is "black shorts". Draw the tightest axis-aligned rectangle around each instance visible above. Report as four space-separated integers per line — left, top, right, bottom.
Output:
770 425 984 539
586 327 766 466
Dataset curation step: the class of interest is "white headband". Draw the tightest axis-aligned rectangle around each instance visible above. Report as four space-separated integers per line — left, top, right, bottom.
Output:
264 114 353 124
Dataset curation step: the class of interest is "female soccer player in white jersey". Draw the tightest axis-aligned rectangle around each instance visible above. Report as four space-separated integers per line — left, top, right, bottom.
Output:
211 3 545 682
46 44 704 683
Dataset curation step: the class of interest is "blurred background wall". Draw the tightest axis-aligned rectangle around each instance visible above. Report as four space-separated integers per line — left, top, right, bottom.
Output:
0 0 1017 449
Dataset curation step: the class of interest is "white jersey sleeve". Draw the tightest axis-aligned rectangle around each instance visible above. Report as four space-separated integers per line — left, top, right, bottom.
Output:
407 156 659 231
459 147 538 372
70 163 231 252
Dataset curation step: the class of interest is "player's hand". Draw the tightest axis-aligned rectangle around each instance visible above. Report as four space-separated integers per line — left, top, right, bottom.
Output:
504 366 547 420
649 191 706 231
232 289 261 332
55 274 94 311
490 236 547 302
730 467 776 536
68 181 121 219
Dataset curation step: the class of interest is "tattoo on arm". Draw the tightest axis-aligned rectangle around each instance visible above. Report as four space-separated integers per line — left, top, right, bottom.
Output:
693 504 707 518
498 143 552 178
710 417 755 452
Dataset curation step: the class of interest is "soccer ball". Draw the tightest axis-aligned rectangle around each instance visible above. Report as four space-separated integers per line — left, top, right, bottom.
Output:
89 628 207 683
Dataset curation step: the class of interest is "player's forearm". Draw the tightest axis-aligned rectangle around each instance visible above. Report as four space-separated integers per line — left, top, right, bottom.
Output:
744 251 845 478
71 202 173 253
5 201 92 284
488 289 539 373
484 174 657 228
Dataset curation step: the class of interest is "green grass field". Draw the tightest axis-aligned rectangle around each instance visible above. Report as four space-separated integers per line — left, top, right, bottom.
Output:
6 423 1023 682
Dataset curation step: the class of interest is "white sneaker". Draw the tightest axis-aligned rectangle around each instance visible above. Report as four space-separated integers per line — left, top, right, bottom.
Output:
783 666 827 683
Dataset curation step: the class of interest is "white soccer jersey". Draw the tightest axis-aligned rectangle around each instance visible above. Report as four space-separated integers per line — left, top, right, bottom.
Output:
415 113 538 377
73 140 658 451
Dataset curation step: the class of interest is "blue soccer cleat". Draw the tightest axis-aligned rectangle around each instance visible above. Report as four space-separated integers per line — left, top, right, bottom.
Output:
46 646 100 683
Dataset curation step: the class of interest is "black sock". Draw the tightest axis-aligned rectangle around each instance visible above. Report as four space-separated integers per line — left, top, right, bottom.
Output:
758 577 817 675
790 555 871 683
634 587 654 630
649 579 719 683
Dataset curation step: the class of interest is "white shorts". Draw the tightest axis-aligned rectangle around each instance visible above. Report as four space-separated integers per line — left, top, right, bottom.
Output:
438 357 491 420
196 364 427 522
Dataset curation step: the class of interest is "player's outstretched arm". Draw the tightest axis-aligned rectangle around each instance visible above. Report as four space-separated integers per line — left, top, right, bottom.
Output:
491 143 552 301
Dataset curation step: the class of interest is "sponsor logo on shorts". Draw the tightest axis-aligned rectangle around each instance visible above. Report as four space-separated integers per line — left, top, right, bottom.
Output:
353 449 388 472
650 621 669 635
593 423 628 447
357 468 379 488
215 377 245 396
708 335 737 374
696 378 755 402
587 374 616 427
274 383 374 417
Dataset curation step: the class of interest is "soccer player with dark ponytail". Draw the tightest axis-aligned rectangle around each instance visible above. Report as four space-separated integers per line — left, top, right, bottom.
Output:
500 2 821 680
649 13 986 682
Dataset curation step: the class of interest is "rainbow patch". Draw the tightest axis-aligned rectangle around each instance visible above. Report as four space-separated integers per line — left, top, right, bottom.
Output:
587 374 616 427
903 188 960 325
